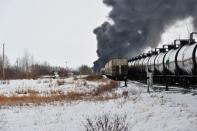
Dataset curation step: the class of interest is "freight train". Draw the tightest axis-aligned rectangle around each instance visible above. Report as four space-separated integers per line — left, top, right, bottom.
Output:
103 32 197 88
128 32 197 88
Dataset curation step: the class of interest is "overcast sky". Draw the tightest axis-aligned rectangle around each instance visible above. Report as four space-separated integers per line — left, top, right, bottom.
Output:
0 0 195 69
0 0 111 68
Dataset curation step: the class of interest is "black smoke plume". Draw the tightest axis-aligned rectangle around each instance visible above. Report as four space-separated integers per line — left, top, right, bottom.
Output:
93 0 197 72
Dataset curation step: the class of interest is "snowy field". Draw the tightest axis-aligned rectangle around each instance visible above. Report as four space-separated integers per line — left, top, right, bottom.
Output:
0 77 197 131
0 77 106 97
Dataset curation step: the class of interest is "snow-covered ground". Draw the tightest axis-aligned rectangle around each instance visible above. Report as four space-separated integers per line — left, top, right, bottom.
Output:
0 78 197 131
0 78 106 96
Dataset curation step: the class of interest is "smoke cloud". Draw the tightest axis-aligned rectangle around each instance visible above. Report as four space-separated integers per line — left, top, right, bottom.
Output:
93 0 197 72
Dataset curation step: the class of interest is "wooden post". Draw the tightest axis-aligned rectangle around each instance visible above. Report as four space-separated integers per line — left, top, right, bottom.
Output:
146 66 153 93
124 76 127 87
2 43 5 80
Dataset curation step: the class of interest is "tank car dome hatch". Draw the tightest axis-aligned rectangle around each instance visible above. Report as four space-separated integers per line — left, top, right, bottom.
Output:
167 44 178 50
193 33 197 40
190 32 197 44
180 40 189 47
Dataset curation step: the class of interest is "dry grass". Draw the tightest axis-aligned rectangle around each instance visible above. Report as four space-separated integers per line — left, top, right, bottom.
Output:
86 80 119 101
84 75 103 81
65 91 85 100
0 80 119 106
94 80 118 96
0 92 118 106
0 92 66 106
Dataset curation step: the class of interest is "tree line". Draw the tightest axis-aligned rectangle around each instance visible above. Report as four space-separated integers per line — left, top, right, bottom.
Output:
0 52 69 79
0 51 93 80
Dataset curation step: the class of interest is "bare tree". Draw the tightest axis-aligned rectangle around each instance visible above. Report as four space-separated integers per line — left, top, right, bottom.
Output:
16 51 34 78
78 65 93 75
0 55 10 69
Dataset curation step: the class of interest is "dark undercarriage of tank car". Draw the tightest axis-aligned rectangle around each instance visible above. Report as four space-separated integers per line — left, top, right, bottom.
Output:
103 32 197 89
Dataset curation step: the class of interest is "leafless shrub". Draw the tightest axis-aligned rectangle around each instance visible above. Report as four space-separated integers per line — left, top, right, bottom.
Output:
57 79 65 86
15 90 28 95
122 91 128 99
84 114 129 131
94 81 118 96
15 89 39 95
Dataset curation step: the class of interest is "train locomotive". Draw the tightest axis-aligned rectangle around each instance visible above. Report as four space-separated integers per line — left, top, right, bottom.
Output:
128 32 197 88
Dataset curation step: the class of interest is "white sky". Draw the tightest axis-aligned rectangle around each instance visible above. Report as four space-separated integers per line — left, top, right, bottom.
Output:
0 0 195 68
0 0 111 68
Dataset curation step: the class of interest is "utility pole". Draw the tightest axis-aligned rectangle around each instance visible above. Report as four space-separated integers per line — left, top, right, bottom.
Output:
2 43 5 80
